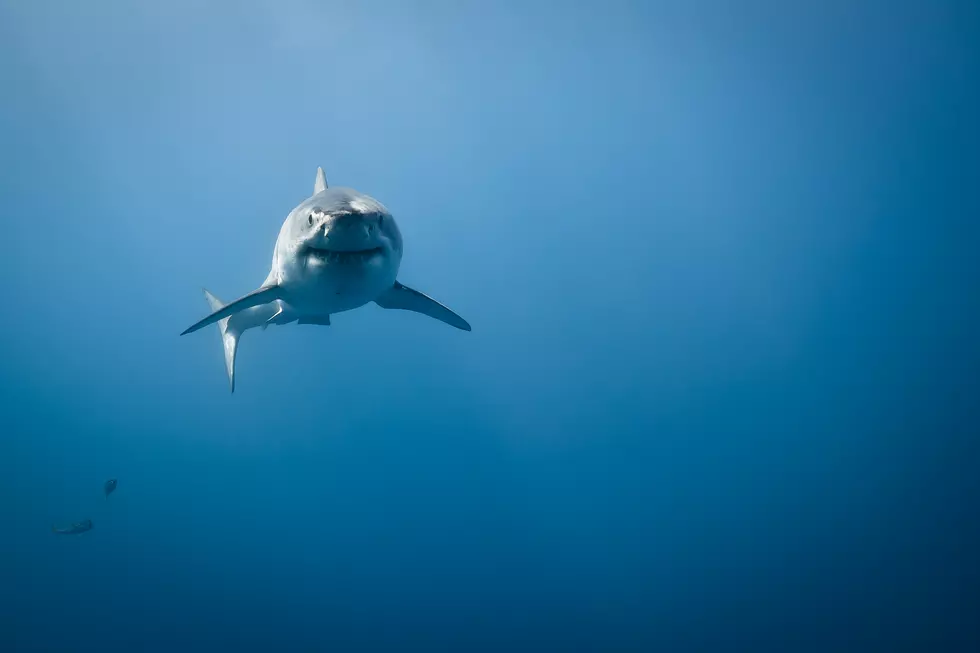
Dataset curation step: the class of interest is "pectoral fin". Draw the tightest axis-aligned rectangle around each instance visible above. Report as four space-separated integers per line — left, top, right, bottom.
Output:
375 281 471 331
181 285 283 336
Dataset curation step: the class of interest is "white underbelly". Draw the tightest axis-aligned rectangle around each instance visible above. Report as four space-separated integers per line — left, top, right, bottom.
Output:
287 254 398 315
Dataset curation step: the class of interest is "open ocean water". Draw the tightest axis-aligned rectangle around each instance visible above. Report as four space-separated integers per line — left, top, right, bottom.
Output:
1 1 978 651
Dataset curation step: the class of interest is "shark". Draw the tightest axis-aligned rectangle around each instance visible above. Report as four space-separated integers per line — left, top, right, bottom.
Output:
180 167 471 391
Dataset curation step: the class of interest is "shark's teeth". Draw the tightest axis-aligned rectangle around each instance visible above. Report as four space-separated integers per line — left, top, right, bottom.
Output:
308 247 382 264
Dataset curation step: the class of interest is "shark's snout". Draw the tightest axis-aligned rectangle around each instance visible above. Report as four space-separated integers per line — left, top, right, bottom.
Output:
320 211 386 253
324 222 371 250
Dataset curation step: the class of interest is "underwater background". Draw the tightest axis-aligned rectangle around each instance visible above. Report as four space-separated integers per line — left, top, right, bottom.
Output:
1 1 978 651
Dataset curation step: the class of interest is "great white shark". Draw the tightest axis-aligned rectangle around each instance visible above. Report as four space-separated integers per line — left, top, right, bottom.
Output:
180 167 471 392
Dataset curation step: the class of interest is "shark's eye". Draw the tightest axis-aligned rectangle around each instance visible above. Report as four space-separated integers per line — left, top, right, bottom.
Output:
308 213 314 226
378 214 384 227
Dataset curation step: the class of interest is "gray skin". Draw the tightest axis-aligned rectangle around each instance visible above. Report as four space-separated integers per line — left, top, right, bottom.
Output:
181 167 471 392
52 520 93 535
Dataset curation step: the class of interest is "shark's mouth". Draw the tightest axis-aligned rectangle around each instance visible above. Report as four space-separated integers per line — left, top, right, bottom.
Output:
305 245 384 264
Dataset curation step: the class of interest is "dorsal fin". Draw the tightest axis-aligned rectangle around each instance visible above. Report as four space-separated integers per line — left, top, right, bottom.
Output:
314 167 328 194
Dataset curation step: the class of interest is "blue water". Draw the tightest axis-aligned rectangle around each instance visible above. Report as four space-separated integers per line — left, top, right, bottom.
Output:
2 1 978 651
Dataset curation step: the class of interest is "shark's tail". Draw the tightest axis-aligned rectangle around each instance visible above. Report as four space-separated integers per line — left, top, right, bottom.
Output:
203 289 242 393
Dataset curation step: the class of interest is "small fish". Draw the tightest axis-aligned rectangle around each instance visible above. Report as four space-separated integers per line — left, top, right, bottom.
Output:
104 478 118 499
52 520 93 535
